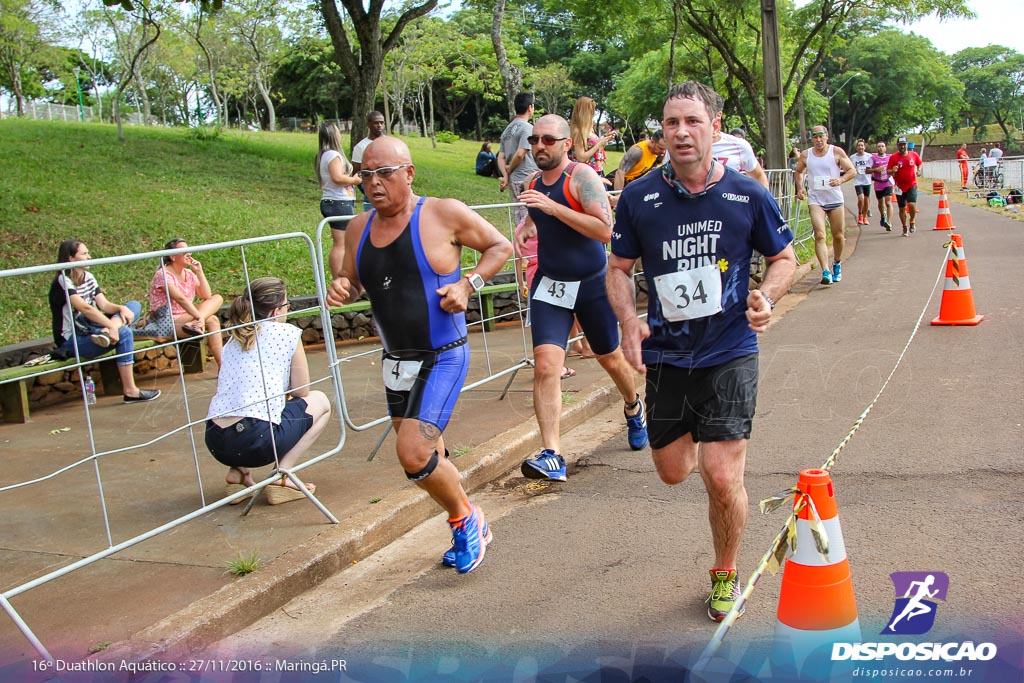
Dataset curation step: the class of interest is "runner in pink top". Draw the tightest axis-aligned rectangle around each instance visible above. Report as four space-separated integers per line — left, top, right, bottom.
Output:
867 141 894 231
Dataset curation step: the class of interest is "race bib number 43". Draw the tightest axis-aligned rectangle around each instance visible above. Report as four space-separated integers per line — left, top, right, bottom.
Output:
653 264 723 322
533 276 580 309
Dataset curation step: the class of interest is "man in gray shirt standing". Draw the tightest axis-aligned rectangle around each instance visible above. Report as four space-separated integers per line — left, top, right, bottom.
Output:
498 92 539 224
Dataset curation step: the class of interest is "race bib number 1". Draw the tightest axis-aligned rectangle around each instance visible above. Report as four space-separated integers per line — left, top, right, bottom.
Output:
383 357 423 392
813 176 832 189
653 264 723 322
533 276 580 309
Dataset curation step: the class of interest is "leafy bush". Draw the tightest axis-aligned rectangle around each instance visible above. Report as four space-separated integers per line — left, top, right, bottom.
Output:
186 125 222 141
435 130 460 144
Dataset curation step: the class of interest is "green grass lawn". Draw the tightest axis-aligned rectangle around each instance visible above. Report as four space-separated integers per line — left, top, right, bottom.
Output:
0 120 558 346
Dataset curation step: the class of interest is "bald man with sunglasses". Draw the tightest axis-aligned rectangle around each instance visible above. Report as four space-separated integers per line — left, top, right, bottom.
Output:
327 137 513 574
515 114 648 484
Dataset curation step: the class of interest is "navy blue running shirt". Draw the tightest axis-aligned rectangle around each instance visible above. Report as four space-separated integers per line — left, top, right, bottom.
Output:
612 167 793 369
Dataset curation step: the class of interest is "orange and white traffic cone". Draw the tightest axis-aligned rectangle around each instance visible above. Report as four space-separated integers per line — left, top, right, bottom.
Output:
931 234 984 326
774 469 860 669
933 192 956 231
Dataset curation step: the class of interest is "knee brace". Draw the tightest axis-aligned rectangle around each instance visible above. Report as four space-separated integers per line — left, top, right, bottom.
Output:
405 449 440 481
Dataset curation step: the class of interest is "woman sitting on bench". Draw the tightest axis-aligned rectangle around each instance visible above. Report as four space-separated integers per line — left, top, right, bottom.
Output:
48 239 161 403
139 238 224 368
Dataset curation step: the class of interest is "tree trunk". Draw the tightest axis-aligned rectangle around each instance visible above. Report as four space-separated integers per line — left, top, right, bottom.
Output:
668 2 679 90
428 80 437 148
321 0 436 150
255 72 275 131
491 0 521 118
12 71 25 117
474 95 483 141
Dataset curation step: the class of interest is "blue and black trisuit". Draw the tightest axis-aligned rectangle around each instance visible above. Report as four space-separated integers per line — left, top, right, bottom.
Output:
356 197 469 431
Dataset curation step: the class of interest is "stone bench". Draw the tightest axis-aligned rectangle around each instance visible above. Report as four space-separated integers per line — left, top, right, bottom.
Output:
0 335 208 424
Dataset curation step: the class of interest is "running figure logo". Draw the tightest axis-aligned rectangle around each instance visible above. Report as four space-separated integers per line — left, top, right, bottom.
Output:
883 571 949 635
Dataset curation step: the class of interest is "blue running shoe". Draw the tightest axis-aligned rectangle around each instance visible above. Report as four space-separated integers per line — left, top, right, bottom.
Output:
520 449 567 482
442 518 492 567
832 262 842 282
625 395 649 451
447 504 488 574
820 268 832 285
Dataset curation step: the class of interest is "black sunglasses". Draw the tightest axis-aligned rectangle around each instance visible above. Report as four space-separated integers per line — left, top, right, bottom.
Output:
527 135 568 146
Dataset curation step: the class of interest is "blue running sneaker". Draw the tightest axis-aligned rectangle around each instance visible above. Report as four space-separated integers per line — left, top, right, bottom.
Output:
625 395 648 451
520 449 567 481
832 262 842 282
820 268 832 285
447 504 488 574
442 518 492 567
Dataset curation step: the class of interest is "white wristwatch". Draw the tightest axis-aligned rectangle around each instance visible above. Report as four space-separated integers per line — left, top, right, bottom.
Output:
465 272 485 292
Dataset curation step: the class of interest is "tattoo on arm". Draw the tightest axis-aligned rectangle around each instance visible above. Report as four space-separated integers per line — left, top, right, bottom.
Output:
619 147 641 173
577 173 612 226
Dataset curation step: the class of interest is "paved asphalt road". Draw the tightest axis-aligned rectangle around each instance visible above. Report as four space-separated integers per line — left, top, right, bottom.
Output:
203 196 1023 682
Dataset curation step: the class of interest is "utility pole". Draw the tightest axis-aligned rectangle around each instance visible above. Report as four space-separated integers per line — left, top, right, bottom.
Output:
761 0 786 169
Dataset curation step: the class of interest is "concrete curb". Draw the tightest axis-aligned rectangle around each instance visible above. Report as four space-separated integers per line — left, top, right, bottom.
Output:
98 381 616 664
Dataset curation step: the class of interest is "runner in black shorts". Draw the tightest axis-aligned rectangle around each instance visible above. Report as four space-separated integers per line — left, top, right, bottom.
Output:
607 81 797 622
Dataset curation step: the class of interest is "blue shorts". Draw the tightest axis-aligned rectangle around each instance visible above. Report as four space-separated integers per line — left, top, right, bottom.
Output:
529 268 620 356
205 398 312 468
384 340 469 431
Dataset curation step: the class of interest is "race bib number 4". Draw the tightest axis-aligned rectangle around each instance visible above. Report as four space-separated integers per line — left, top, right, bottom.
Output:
653 264 723 322
383 357 423 392
533 276 580 309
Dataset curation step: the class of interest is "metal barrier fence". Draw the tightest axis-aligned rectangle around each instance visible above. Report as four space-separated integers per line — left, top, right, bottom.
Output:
8 100 145 126
0 233 345 662
923 156 1023 191
1 171 811 662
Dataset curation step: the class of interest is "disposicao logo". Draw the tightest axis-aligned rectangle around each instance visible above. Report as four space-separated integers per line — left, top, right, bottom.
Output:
884 571 948 635
831 571 998 663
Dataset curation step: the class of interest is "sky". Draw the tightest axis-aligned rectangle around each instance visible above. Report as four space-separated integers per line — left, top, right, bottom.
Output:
898 0 1023 55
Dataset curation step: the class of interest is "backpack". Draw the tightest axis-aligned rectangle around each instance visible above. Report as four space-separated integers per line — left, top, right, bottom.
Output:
1008 188 1023 204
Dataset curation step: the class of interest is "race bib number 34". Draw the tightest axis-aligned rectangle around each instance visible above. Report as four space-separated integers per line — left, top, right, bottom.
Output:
533 276 580 309
653 264 723 322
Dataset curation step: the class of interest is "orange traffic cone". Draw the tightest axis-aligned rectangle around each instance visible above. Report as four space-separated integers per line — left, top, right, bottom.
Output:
933 192 956 231
931 234 983 325
774 469 860 667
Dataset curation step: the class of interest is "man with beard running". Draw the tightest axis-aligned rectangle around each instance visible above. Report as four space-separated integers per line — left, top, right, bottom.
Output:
516 114 648 482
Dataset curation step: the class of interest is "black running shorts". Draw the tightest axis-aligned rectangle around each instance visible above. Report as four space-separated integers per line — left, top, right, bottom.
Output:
644 353 758 449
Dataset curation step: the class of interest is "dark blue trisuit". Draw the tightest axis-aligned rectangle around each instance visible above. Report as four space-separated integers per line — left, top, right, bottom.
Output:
527 163 620 355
